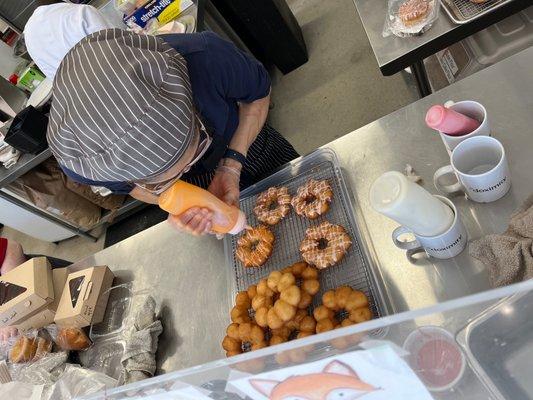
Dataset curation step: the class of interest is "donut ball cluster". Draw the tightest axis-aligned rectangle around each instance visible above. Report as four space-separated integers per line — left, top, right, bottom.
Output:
222 262 320 358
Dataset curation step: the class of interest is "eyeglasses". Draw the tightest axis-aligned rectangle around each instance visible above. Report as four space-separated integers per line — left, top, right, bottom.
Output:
135 121 212 195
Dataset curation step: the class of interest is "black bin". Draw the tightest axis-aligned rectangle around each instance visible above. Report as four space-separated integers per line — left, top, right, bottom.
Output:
5 105 48 154
211 0 308 74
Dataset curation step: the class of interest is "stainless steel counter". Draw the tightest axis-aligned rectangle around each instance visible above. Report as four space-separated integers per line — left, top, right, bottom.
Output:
353 0 531 76
71 45 533 374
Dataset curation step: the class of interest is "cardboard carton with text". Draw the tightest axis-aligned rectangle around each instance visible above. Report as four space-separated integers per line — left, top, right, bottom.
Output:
0 257 53 327
16 268 69 332
54 266 114 328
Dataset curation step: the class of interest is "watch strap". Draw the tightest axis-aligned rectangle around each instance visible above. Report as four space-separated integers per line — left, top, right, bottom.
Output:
223 148 247 166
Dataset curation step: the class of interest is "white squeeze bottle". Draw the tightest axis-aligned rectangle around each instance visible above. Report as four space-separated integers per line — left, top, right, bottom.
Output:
159 180 247 235
369 171 454 237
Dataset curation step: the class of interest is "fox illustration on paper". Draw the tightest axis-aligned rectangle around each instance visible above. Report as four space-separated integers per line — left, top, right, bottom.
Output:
250 360 378 400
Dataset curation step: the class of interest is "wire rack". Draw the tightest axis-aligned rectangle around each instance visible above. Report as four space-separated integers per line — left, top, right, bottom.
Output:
224 149 388 323
442 0 512 24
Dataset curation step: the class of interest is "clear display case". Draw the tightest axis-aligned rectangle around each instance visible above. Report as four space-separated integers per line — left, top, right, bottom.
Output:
79 279 533 400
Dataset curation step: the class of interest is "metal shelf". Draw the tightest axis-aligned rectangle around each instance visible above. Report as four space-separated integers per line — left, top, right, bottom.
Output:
0 148 145 241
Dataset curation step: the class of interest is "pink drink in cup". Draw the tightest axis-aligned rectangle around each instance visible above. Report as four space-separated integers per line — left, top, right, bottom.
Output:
404 326 466 392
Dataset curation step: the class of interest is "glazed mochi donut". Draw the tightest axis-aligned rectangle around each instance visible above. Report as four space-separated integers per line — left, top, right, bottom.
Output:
300 221 352 269
398 0 429 27
314 286 372 333
236 225 275 268
253 186 292 225
291 179 333 219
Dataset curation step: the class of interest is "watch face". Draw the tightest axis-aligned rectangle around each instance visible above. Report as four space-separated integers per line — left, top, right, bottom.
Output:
68 276 85 308
0 281 27 306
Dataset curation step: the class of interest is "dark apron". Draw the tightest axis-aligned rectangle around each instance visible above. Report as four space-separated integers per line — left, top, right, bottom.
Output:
183 124 299 190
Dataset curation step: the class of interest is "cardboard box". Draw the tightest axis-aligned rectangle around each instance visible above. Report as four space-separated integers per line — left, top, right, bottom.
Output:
16 268 69 332
0 257 53 327
124 0 194 28
54 266 114 328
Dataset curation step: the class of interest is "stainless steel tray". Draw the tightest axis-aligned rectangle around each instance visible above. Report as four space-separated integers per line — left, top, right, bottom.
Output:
224 148 389 323
442 0 513 24
456 291 533 399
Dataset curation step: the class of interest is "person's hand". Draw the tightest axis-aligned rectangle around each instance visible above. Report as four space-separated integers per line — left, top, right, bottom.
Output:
167 207 213 236
0 326 18 344
166 162 241 236
208 163 241 207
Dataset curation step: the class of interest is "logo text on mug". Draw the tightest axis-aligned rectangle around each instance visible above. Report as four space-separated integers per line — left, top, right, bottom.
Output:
427 234 463 252
471 176 507 193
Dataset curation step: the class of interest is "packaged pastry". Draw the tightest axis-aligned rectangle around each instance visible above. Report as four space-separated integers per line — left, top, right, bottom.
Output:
8 335 51 363
55 327 92 351
383 0 440 37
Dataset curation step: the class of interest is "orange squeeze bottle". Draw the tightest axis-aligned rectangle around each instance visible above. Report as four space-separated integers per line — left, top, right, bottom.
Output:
158 180 247 234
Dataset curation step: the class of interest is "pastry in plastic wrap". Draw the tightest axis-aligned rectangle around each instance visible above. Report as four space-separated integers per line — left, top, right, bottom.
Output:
9 336 38 363
398 0 430 26
56 327 91 351
33 337 52 360
384 0 439 37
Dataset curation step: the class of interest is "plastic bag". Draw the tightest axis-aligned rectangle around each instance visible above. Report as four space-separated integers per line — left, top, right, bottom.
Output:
7 359 116 400
0 381 44 400
383 0 440 38
0 326 20 360
44 364 117 400
12 351 68 386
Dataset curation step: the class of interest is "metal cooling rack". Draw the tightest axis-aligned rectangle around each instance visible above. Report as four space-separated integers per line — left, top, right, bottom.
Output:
442 0 512 24
224 148 389 324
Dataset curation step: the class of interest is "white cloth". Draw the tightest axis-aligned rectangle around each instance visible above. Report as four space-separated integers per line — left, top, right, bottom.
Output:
24 4 113 79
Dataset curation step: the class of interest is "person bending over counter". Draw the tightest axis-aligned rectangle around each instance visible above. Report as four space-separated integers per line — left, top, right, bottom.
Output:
24 4 299 237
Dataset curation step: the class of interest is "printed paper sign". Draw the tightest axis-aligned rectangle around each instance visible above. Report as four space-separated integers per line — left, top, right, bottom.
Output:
229 345 433 400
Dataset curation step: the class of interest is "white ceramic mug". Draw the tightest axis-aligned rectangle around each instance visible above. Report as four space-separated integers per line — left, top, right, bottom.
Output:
434 136 511 203
392 196 467 260
439 100 490 155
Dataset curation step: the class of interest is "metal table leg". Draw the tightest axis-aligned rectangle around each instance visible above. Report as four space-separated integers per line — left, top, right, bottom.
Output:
411 60 432 98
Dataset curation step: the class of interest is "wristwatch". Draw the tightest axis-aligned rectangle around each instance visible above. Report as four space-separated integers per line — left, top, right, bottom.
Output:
223 148 247 166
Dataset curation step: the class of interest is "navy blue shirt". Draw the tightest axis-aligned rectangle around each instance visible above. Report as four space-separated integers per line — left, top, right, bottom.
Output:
62 32 271 194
